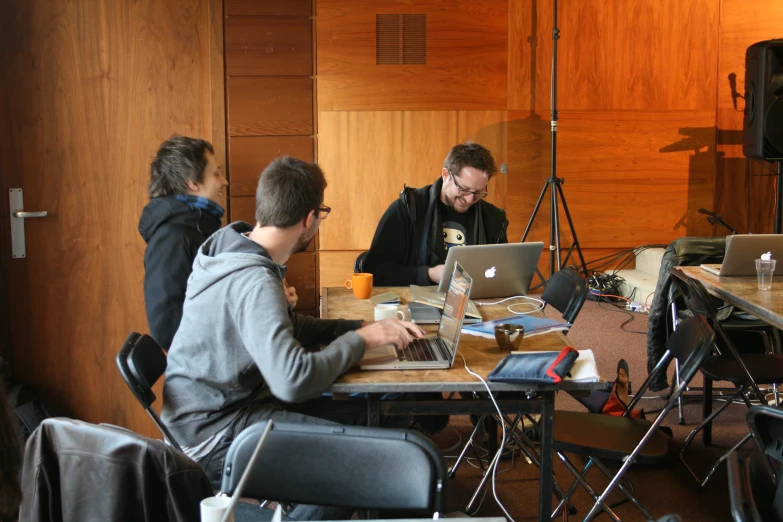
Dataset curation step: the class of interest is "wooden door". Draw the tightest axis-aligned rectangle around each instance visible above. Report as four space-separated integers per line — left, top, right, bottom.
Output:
0 0 224 437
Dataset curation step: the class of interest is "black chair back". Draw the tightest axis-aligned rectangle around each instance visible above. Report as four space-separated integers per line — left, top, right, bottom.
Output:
116 332 182 451
354 251 369 273
669 268 721 319
221 421 448 515
541 266 589 324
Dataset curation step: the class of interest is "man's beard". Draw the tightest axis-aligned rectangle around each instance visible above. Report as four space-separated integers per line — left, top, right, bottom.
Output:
443 192 472 214
294 225 317 254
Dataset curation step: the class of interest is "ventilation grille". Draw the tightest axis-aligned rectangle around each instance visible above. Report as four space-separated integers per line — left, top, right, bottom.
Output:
376 14 426 65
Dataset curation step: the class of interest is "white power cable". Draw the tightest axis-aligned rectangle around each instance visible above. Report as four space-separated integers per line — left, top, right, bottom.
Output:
459 352 515 522
475 295 546 316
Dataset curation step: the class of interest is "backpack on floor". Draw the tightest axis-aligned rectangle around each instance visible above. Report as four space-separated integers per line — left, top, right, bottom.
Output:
7 382 57 441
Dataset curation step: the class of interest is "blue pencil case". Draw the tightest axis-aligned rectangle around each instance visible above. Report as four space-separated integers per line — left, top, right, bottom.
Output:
488 347 579 385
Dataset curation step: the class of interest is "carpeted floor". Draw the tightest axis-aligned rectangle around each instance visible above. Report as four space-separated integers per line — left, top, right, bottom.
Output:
429 299 756 521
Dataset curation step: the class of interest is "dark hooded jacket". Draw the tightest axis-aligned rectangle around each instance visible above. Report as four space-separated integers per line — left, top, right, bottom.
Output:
138 197 221 350
364 178 509 286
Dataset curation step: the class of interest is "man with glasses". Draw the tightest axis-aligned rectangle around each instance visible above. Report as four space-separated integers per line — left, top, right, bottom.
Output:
162 156 425 502
365 142 509 286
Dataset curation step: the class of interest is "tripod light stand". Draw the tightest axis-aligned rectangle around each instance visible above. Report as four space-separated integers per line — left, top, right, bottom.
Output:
521 0 587 277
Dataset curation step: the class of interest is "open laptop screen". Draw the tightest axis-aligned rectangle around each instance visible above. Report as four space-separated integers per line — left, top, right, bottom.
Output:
437 262 473 359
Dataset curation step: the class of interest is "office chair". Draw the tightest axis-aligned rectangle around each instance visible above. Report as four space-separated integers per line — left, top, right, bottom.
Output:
669 269 783 486
551 315 715 521
220 421 448 517
18 418 212 522
354 251 368 273
541 266 589 325
727 405 783 522
116 332 183 452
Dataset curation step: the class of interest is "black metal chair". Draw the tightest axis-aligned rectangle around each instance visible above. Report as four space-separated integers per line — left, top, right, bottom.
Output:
220 421 448 517
116 332 182 452
727 405 783 522
354 251 369 273
551 315 716 521
541 266 589 325
670 268 783 486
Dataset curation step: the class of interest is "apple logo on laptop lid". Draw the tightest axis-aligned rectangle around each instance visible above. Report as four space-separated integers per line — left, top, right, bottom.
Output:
485 266 496 278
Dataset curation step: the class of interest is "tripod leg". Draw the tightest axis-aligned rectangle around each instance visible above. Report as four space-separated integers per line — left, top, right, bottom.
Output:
522 180 551 242
555 180 588 274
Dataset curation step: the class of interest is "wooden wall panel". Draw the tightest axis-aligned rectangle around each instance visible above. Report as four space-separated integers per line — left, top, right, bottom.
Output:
320 250 365 289
506 110 715 249
227 0 312 16
0 0 220 438
318 111 508 251
713 0 783 234
286 252 318 311
509 0 719 112
228 78 314 136
317 0 508 110
226 17 313 77
229 137 314 196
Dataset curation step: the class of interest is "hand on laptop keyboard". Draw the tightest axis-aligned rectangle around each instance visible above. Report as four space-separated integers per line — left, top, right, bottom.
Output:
356 319 426 350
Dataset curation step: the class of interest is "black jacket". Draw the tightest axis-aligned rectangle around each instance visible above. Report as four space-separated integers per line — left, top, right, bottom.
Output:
364 178 508 286
138 197 221 350
19 418 212 522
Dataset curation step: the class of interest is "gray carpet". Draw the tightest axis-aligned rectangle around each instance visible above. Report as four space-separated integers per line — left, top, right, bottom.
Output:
431 299 753 521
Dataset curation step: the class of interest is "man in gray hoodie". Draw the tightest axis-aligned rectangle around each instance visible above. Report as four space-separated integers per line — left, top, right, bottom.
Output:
162 156 424 494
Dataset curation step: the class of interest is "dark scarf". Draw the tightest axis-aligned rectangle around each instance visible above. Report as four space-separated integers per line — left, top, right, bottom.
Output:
419 177 486 265
173 194 225 220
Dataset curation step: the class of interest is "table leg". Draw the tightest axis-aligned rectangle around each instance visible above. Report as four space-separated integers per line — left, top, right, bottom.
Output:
367 394 382 427
539 391 555 521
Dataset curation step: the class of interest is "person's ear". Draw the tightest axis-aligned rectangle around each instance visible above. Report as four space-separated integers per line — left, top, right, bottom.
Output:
186 180 200 193
302 209 316 229
441 168 450 183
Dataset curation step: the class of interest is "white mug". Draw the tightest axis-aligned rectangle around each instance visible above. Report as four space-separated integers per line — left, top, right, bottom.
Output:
374 303 405 321
200 496 234 522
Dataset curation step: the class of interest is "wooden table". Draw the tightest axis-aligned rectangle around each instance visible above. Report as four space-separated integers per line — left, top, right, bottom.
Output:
322 286 603 521
676 266 783 329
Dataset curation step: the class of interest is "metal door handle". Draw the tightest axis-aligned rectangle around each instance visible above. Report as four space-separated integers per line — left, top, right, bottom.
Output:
12 210 47 218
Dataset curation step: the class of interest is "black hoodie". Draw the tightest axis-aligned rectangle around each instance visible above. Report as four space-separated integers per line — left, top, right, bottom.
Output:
138 197 221 350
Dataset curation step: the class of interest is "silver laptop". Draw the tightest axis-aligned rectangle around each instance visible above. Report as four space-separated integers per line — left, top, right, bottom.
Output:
359 262 473 370
700 234 783 276
437 242 544 299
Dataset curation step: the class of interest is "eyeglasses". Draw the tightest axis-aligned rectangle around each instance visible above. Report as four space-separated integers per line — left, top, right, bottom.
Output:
316 206 331 220
449 171 488 199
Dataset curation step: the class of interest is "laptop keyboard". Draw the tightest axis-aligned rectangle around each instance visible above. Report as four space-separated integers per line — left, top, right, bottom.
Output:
401 339 436 361
398 338 448 362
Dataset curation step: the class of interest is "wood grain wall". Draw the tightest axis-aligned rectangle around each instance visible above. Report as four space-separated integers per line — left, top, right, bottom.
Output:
316 0 780 288
0 0 223 438
224 0 319 315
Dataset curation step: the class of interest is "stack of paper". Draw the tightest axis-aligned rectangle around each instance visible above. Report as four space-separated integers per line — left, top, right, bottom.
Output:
461 314 570 339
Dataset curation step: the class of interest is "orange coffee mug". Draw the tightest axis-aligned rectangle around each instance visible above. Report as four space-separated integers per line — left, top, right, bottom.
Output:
345 273 373 299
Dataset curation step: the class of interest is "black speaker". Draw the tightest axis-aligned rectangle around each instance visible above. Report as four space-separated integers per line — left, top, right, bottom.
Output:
743 39 783 161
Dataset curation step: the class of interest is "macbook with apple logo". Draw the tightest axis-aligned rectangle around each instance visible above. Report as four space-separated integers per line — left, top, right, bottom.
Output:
437 242 544 299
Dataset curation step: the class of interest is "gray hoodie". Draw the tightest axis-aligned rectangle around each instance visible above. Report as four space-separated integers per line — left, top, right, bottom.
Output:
162 222 365 447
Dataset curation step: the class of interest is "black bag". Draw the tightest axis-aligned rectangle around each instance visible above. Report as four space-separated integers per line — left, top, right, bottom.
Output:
7 382 57 441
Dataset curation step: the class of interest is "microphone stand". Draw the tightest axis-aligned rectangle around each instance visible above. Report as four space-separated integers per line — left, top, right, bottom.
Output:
521 0 587 277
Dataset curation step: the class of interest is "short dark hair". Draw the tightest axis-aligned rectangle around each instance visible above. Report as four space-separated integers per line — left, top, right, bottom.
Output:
148 135 215 198
443 142 498 179
255 156 327 228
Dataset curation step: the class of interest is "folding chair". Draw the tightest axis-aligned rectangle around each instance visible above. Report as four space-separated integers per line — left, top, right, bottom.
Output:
551 315 716 522
354 251 368 273
727 405 783 522
669 269 783 486
669 268 779 426
220 421 448 517
541 266 589 325
116 332 182 452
